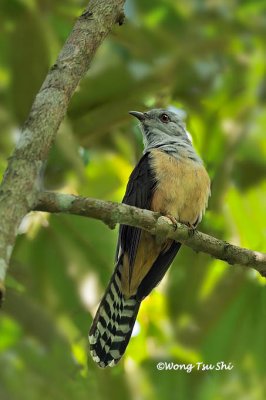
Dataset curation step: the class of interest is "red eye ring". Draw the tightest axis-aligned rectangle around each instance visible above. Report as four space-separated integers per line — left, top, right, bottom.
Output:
160 113 170 123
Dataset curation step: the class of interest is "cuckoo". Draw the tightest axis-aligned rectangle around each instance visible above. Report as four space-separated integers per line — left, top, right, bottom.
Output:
89 109 211 368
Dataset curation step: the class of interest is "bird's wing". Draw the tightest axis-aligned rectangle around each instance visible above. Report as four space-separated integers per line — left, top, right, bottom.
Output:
136 240 181 300
116 152 157 274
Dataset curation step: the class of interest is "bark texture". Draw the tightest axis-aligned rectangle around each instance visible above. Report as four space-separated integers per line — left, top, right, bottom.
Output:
0 0 125 301
36 191 266 278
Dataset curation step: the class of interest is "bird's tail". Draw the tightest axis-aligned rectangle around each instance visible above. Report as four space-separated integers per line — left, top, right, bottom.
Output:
89 264 140 368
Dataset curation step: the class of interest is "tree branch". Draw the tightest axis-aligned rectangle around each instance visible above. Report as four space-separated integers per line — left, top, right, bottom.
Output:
36 191 266 278
0 0 125 302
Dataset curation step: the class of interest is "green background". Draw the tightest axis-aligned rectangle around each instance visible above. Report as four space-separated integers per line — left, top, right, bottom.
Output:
0 0 266 399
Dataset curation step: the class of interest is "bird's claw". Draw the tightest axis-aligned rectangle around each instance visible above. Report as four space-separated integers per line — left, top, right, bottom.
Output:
165 215 178 231
184 222 196 237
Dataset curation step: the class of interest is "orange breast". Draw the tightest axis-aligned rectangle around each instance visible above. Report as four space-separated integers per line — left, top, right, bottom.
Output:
150 149 210 225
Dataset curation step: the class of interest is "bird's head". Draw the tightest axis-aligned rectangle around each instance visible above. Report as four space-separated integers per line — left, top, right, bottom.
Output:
129 109 191 150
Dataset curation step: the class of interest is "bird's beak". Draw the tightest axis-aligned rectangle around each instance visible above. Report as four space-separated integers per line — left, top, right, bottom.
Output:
129 111 146 121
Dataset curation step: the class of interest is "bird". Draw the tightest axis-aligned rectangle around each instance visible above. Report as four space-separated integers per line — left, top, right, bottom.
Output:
89 108 211 368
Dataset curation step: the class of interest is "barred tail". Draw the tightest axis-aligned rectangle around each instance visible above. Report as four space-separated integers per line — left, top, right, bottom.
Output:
89 265 140 368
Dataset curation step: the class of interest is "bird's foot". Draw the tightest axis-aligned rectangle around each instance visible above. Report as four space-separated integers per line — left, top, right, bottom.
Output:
155 215 178 245
165 215 178 231
184 221 196 237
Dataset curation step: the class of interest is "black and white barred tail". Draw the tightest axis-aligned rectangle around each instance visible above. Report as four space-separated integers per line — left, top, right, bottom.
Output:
89 264 140 368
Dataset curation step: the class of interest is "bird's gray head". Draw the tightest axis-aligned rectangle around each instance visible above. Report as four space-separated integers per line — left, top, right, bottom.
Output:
129 109 202 163
129 109 198 160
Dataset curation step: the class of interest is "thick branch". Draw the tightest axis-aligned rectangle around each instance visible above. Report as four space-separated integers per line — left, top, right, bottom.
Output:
36 191 266 278
0 0 125 301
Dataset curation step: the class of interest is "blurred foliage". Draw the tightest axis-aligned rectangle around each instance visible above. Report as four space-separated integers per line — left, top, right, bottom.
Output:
1 0 266 399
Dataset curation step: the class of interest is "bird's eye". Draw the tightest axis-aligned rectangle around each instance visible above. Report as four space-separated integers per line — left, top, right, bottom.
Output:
160 113 170 123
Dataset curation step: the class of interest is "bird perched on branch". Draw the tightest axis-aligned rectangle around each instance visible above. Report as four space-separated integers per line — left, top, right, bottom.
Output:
89 109 210 367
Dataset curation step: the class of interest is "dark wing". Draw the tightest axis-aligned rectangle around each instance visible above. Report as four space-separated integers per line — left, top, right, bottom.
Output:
116 152 157 270
136 241 181 301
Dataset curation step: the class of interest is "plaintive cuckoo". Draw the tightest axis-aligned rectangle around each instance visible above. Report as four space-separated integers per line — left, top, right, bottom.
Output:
89 109 211 368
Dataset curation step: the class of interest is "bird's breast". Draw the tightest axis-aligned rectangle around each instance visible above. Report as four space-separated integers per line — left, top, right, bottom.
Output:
150 149 210 226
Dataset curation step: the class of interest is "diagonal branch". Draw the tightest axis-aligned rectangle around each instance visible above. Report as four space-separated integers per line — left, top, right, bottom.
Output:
36 191 266 278
0 0 125 302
